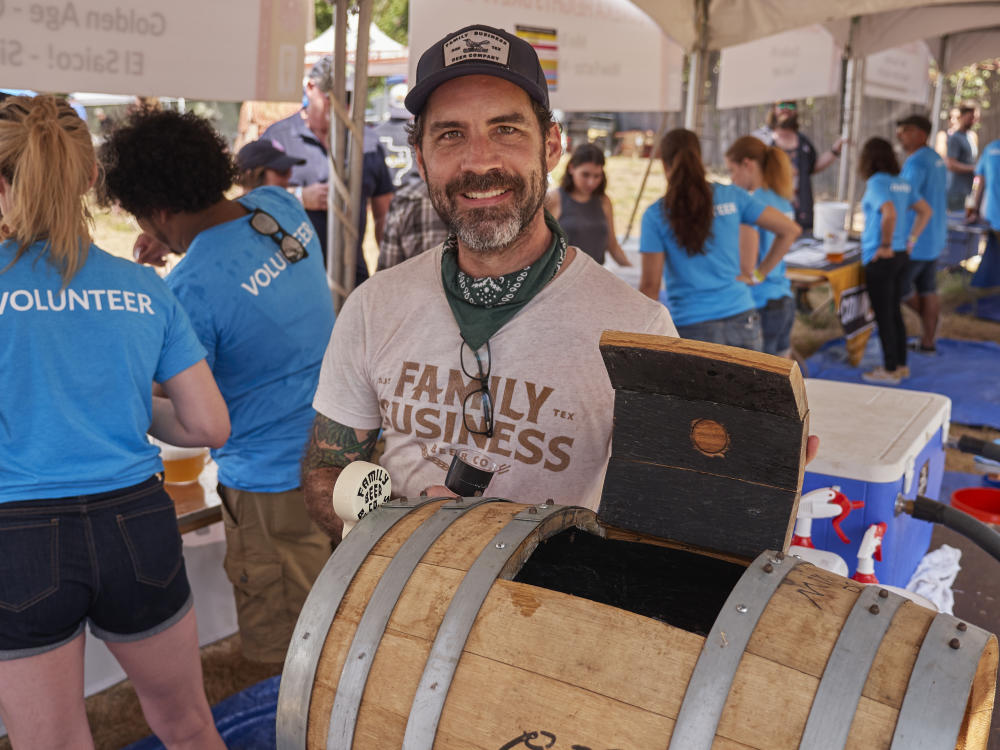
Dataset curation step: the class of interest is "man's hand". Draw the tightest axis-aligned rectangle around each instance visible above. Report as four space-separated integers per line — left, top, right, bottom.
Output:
133 233 171 267
302 414 379 542
300 182 329 211
420 484 457 498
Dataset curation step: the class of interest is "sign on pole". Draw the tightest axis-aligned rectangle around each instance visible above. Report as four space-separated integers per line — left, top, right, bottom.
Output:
0 0 309 101
864 42 931 105
717 26 841 110
409 0 683 112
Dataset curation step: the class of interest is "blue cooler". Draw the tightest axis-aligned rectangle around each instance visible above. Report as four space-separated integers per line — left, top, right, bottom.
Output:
802 379 951 586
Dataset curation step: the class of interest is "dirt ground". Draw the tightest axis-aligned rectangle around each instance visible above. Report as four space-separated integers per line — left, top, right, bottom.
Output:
4 157 998 750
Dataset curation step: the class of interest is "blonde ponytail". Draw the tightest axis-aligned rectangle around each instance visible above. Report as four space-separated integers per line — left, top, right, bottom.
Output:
0 95 95 285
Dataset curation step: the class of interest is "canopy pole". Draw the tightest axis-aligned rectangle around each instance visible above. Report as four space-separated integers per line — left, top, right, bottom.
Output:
930 35 950 148
836 17 858 203
845 55 866 231
328 0 349 307
343 0 372 301
683 0 709 133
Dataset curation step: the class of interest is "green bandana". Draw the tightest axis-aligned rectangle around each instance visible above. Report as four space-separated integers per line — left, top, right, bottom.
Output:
441 211 568 350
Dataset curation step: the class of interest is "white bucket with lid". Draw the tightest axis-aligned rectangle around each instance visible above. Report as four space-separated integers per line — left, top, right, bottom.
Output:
814 201 849 251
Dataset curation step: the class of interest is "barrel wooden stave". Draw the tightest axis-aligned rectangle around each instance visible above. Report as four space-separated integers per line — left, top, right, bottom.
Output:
296 502 997 749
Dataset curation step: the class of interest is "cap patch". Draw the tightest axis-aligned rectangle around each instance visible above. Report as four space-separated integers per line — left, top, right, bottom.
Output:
443 28 510 67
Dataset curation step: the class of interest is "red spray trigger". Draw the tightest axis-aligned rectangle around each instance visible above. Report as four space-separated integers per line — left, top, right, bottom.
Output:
830 492 865 545
873 522 887 561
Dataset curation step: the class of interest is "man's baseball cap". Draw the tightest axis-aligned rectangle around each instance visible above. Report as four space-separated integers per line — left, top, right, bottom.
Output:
896 113 932 134
237 139 305 172
404 25 549 115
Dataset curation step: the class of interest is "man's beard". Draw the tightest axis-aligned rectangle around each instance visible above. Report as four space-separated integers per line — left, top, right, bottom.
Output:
777 112 799 131
427 159 547 254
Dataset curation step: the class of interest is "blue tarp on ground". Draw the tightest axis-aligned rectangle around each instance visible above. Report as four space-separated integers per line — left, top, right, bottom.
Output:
123 675 279 750
956 294 1000 323
805 337 1000 430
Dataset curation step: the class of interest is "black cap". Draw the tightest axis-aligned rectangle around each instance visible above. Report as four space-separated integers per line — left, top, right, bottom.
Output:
404 25 549 116
896 113 932 134
237 139 305 172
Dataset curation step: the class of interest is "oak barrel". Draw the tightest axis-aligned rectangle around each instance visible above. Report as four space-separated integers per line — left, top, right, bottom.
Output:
276 497 997 750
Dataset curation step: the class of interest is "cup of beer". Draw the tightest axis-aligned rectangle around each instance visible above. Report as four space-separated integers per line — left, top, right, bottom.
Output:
150 437 208 485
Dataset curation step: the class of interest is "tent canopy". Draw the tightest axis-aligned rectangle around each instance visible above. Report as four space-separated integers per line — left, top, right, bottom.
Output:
630 0 981 52
305 15 408 77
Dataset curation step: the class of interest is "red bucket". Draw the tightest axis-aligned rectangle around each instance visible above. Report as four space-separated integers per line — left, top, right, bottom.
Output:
952 487 1000 525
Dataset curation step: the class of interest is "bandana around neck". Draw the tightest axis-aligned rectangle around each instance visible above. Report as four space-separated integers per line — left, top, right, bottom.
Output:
440 210 569 351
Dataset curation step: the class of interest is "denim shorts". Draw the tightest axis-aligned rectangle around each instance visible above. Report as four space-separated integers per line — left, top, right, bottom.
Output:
676 308 764 352
759 295 796 355
903 258 937 297
0 475 192 660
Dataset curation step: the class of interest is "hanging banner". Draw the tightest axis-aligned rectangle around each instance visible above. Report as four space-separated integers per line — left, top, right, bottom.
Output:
717 25 841 110
408 0 683 112
864 42 931 105
0 0 309 101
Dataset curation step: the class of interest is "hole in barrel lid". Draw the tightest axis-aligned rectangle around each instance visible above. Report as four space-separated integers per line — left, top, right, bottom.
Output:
512 528 745 636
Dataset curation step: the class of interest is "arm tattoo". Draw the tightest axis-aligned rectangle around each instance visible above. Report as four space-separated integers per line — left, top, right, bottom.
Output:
303 414 379 472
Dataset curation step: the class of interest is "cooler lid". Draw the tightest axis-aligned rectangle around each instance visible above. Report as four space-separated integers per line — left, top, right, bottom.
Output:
804 379 951 485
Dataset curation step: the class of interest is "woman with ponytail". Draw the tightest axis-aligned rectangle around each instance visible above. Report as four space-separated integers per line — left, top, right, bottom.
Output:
639 129 801 349
725 135 801 356
0 96 229 748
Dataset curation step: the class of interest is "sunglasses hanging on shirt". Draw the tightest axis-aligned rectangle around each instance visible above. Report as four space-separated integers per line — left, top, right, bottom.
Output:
249 209 308 263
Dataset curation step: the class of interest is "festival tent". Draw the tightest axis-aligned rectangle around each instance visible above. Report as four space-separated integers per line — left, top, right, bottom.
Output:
304 14 408 77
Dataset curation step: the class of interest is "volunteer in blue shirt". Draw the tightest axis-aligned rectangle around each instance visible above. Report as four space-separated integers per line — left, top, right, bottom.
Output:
858 137 932 385
968 135 1000 289
0 96 229 748
100 109 337 665
639 129 800 350
897 114 948 353
725 135 800 356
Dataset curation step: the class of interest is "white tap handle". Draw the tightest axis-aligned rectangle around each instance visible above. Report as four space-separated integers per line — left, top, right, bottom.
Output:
332 461 392 537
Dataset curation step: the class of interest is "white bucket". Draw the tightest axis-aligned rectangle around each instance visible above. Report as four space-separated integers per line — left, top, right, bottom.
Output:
814 201 849 251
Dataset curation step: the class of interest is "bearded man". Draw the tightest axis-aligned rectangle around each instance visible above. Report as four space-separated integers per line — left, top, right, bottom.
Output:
756 100 845 232
301 24 676 540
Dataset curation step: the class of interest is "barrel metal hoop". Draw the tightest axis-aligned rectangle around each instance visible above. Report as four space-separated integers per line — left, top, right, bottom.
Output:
327 497 501 750
890 611 991 749
799 585 907 750
668 550 803 750
402 503 568 750
275 497 438 750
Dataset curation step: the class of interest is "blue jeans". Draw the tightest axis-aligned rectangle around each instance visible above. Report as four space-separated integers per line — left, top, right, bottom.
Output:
759 295 795 355
0 476 192 659
676 309 764 351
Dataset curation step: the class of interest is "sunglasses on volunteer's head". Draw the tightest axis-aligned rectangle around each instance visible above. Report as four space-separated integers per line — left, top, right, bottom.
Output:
460 340 494 439
249 209 308 263
778 102 797 111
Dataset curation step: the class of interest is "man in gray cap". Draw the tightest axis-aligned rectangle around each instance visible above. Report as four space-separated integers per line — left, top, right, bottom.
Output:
301 24 677 539
264 55 394 286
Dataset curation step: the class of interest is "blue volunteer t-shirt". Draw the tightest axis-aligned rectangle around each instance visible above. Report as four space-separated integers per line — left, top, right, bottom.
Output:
639 182 765 326
902 145 947 261
0 241 206 503
166 187 335 492
975 139 1000 231
749 187 793 307
860 173 920 264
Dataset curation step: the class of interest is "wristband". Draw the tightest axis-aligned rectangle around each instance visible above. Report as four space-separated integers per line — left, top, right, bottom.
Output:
908 234 918 244
752 268 765 283
294 185 303 202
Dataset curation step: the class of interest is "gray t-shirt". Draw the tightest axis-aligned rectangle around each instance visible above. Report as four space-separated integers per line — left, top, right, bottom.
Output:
947 130 977 199
314 245 676 510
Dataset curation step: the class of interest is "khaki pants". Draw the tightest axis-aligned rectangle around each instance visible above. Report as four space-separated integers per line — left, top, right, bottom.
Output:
218 485 332 663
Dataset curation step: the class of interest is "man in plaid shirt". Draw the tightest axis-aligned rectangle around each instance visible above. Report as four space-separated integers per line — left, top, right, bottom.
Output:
376 177 449 270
